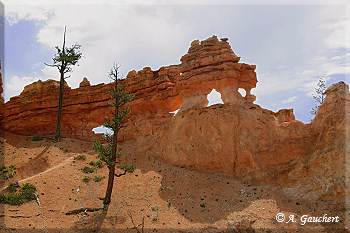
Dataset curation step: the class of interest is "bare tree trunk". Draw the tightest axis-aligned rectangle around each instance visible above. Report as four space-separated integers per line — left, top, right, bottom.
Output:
54 26 67 141
54 72 64 141
103 154 116 205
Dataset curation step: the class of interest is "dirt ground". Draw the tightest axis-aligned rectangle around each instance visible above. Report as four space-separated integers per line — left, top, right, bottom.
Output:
0 131 347 232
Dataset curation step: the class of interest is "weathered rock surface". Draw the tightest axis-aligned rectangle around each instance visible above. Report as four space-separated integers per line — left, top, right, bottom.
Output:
0 36 348 203
0 35 257 140
150 82 349 203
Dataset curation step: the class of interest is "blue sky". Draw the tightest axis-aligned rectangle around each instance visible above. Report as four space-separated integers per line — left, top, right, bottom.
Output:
1 0 349 123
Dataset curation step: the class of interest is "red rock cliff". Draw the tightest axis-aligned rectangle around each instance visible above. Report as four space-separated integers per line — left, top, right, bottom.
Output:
0 35 257 140
147 81 349 202
1 36 348 203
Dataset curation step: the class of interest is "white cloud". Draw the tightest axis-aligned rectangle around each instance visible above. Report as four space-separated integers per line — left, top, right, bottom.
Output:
282 96 298 104
7 4 192 89
330 52 350 60
4 75 38 101
2 2 349 123
322 17 350 49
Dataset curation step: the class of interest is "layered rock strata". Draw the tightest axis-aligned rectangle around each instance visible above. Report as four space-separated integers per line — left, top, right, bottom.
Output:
151 82 349 202
1 36 348 203
0 35 257 140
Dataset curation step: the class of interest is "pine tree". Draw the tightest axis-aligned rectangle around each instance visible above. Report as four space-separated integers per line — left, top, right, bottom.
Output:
92 63 135 206
45 26 82 141
310 77 327 116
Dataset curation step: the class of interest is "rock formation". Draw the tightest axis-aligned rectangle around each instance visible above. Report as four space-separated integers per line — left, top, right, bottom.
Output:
0 35 257 140
152 82 349 202
0 36 348 203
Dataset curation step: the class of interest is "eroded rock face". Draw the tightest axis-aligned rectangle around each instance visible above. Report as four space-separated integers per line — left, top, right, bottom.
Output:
127 82 348 203
0 36 348 203
0 35 257 140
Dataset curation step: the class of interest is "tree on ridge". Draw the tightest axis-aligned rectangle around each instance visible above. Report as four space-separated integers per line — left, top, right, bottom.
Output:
45 26 82 141
310 77 327 116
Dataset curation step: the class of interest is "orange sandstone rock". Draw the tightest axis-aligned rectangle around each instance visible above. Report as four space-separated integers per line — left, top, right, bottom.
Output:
1 35 257 140
0 36 347 203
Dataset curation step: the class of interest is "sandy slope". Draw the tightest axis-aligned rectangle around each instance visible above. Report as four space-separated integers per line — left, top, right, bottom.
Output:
0 131 346 232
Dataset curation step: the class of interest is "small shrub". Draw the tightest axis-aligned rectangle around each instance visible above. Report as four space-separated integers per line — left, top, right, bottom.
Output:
74 154 86 160
82 176 91 183
82 166 95 173
93 176 104 182
89 160 104 169
32 136 43 141
95 160 104 168
200 203 206 208
1 165 16 180
0 183 37 206
20 183 36 200
4 193 25 205
7 181 20 193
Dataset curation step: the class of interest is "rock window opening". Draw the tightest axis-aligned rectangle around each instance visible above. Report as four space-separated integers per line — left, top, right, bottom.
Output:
238 88 246 97
92 125 114 135
207 89 224 107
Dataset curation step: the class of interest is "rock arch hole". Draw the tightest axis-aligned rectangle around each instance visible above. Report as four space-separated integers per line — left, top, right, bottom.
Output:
92 125 114 135
207 89 224 107
238 88 246 97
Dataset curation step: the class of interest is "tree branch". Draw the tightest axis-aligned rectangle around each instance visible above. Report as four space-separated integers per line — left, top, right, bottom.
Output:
44 62 59 67
127 210 144 233
65 207 102 215
114 169 127 177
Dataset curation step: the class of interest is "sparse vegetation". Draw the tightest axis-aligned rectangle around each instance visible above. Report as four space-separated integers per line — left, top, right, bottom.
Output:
0 182 37 206
82 176 91 183
74 154 86 160
89 160 104 168
1 164 16 180
95 160 104 168
82 166 95 173
311 77 327 116
32 136 43 141
93 176 105 182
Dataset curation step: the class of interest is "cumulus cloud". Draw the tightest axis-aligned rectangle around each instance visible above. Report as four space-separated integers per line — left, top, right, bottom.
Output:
4 3 196 90
322 17 350 49
2 1 349 123
282 96 298 104
4 75 38 101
